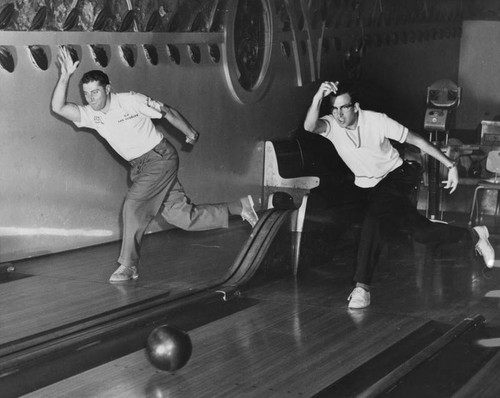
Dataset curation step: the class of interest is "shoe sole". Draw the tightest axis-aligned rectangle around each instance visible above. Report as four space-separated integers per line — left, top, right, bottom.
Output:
475 247 495 268
474 226 495 267
242 195 258 227
109 272 139 283
348 304 370 309
109 276 138 283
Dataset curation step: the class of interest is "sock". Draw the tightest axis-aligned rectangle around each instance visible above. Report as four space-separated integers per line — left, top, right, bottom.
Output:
356 282 370 292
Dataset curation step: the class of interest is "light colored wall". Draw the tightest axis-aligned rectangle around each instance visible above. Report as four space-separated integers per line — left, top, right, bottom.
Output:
0 30 308 262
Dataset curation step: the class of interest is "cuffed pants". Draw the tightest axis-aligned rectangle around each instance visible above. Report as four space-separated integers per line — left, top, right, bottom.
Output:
118 139 229 268
354 161 473 284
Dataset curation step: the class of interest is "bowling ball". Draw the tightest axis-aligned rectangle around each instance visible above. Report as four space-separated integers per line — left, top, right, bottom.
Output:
145 325 192 371
271 191 296 210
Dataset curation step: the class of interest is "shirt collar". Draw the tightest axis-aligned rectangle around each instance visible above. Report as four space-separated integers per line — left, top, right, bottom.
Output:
353 107 363 130
344 108 363 148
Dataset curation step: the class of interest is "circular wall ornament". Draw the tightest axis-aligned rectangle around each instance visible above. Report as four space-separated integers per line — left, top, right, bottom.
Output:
223 0 273 104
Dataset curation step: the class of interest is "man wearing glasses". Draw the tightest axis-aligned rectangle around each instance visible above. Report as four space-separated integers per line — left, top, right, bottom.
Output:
304 80 495 309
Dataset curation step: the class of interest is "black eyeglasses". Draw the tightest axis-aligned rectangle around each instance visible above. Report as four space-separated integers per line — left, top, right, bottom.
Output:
332 103 354 115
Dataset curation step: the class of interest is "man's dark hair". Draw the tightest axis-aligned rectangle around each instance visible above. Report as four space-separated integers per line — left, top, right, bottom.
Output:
328 80 360 105
80 70 110 87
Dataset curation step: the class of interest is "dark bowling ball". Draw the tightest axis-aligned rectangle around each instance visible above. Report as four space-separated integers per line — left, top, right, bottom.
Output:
271 191 296 210
145 325 192 371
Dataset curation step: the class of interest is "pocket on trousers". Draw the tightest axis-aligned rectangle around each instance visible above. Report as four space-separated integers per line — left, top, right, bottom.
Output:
151 140 178 162
152 142 169 157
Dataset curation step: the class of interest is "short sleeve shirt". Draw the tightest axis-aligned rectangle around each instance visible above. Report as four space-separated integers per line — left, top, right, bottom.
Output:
74 92 164 161
320 109 408 188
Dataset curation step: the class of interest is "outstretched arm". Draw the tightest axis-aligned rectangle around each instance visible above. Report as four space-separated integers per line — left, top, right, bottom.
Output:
51 46 81 122
160 104 199 145
304 81 338 133
405 131 459 193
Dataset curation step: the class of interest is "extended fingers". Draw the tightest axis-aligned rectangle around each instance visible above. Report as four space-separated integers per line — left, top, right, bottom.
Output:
320 80 339 96
58 46 80 72
57 47 69 65
441 178 458 193
58 45 69 58
448 181 457 193
59 46 75 63
324 81 339 90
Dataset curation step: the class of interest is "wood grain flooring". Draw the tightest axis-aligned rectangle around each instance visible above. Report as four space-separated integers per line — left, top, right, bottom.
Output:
9 214 500 397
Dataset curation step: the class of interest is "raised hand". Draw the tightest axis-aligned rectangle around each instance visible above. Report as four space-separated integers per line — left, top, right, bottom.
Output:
316 80 339 99
57 45 79 77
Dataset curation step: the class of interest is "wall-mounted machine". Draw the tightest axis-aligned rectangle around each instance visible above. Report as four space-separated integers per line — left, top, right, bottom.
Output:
423 79 461 220
424 79 461 137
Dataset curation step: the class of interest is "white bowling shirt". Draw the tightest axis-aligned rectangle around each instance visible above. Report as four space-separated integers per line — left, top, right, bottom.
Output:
320 109 408 188
75 92 164 161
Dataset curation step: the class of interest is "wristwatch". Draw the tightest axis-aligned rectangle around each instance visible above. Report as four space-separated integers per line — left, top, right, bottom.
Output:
447 161 458 169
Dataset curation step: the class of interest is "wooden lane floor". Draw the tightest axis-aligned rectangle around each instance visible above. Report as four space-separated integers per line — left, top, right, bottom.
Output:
19 281 431 397
0 219 250 346
19 229 500 397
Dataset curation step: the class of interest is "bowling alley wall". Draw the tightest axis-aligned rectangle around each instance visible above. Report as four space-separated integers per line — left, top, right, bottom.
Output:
0 0 464 261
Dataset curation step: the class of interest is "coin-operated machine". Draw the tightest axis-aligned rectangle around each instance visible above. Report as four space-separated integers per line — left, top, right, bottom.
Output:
423 79 461 220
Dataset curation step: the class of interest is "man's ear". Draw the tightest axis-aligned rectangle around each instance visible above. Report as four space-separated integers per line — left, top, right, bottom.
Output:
354 102 360 112
105 84 111 95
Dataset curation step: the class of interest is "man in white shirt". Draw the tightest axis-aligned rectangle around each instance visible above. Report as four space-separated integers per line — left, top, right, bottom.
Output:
304 80 495 309
51 46 258 283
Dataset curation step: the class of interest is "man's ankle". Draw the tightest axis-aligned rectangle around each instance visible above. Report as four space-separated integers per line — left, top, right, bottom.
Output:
356 282 370 291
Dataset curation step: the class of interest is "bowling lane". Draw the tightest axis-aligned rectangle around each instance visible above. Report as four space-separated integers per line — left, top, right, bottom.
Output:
11 207 500 396
20 217 500 397
18 275 430 398
0 219 250 346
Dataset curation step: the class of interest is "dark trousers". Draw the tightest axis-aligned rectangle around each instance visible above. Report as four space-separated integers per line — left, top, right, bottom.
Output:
354 161 472 284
